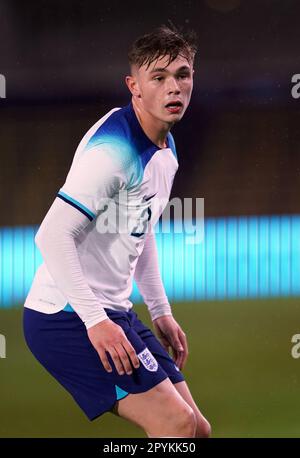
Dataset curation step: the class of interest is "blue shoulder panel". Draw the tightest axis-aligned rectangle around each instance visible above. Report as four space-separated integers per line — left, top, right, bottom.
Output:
86 102 163 172
167 131 178 160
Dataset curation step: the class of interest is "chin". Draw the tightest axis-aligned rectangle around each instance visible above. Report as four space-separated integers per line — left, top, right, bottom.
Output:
169 113 184 123
156 110 184 125
163 110 184 121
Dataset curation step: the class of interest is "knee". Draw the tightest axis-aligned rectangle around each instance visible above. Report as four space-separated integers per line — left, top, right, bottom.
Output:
146 405 196 438
195 418 211 438
175 406 197 438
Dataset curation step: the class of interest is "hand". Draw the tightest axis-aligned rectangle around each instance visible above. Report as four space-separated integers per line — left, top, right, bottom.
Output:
152 315 188 371
87 319 140 375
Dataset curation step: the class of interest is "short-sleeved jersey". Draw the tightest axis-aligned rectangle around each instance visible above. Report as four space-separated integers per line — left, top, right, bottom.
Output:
24 101 178 315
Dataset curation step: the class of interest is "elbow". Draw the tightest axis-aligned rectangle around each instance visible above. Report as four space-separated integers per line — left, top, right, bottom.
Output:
35 223 73 254
35 227 45 250
35 224 51 251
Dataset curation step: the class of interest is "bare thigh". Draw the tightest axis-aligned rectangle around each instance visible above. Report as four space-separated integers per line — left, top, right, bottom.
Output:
111 378 196 437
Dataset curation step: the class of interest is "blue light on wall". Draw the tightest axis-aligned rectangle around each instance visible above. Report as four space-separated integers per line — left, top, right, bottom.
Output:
0 215 299 308
0 226 43 307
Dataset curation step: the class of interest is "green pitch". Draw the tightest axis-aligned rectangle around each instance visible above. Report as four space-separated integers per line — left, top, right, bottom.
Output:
1 298 300 438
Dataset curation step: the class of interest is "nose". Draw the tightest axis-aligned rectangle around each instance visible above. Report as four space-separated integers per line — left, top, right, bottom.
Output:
167 77 180 94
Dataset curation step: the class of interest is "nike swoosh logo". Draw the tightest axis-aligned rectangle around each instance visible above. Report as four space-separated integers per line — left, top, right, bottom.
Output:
144 193 157 201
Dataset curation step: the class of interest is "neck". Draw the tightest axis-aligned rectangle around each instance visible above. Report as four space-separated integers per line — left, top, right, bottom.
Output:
131 97 172 149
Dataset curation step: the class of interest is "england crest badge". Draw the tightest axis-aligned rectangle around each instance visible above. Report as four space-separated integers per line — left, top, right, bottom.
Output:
137 347 158 372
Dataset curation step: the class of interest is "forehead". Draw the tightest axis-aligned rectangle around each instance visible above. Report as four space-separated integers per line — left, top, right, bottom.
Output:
139 55 192 76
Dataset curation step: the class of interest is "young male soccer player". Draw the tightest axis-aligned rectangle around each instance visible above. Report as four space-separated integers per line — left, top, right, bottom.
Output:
23 25 211 438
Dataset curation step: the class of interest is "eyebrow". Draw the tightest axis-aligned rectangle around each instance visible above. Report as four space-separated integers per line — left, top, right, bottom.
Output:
149 65 191 73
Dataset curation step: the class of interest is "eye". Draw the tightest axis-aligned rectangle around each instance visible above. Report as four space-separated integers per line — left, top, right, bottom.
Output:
178 74 190 79
153 76 164 81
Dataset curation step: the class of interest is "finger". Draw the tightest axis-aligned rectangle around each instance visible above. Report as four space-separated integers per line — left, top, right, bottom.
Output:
170 331 185 368
178 331 189 369
172 346 184 369
108 347 126 375
159 335 171 353
114 343 133 375
98 347 113 373
181 349 189 369
177 349 186 370
122 339 140 369
173 345 182 367
171 337 184 360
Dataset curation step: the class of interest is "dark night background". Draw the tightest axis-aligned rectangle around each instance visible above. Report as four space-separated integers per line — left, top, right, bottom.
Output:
1 0 299 225
1 0 300 439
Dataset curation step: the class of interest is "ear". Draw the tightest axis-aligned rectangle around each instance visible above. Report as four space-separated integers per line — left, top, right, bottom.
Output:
125 75 141 98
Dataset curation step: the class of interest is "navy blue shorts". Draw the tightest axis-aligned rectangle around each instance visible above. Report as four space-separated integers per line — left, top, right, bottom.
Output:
23 306 185 420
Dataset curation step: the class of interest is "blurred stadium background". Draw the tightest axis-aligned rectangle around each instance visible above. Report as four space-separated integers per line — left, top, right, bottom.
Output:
1 0 300 437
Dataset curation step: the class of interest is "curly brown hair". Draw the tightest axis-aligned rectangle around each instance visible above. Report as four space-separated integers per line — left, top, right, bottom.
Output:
128 23 198 71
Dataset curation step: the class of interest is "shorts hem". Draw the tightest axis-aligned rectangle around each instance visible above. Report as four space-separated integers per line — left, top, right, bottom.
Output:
169 373 185 384
88 372 169 421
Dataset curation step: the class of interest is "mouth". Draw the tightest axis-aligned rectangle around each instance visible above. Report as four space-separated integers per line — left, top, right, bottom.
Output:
165 100 183 114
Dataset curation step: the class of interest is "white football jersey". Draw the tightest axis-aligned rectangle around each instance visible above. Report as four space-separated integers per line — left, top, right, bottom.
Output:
24 102 178 324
